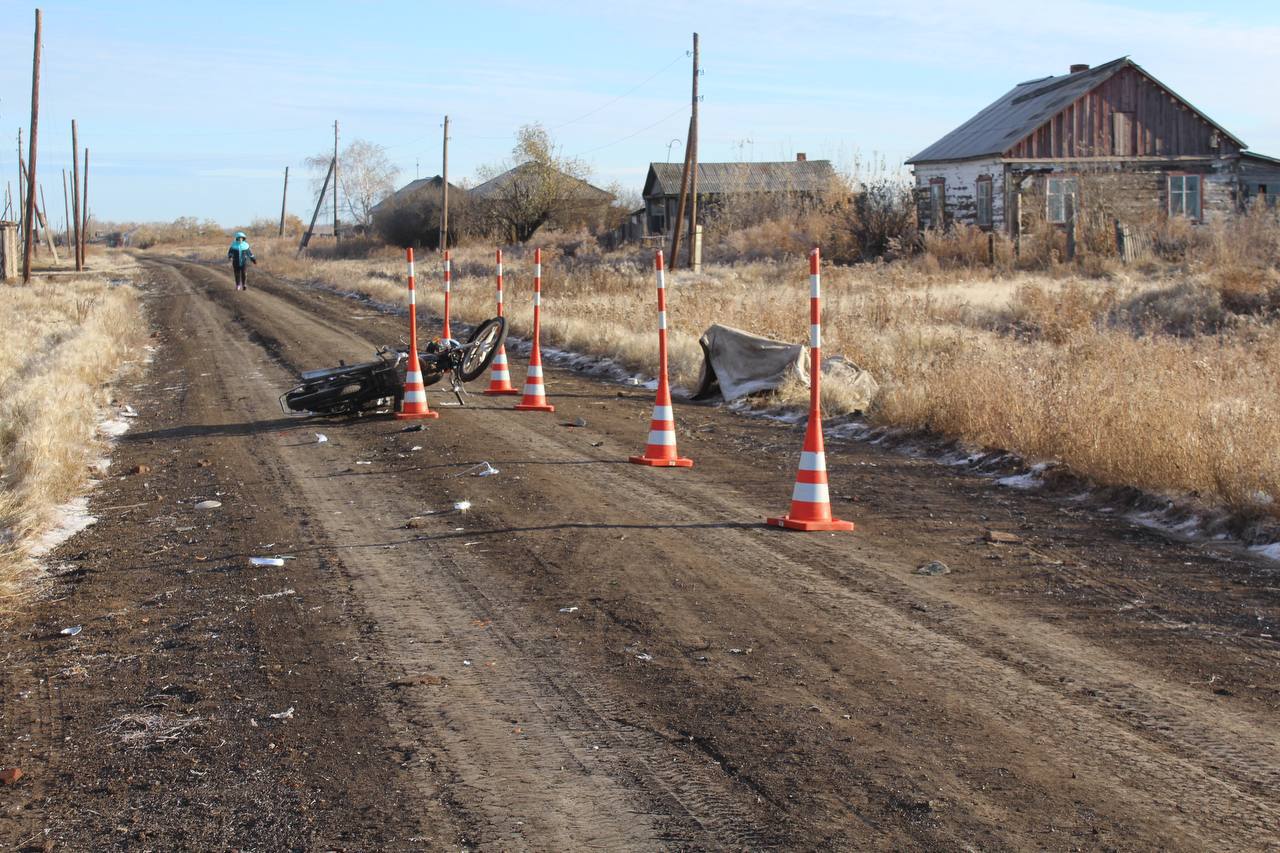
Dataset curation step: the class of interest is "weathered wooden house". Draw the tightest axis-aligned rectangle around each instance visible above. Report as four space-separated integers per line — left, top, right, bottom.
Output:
369 175 465 220
642 157 837 235
908 58 1280 234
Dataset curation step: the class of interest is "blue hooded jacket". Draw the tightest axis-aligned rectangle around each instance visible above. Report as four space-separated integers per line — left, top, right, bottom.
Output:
228 235 256 268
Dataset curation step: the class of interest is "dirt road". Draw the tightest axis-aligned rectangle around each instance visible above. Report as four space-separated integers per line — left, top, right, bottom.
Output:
3 256 1278 851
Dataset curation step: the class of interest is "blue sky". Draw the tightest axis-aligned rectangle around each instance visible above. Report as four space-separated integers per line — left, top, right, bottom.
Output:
2 0 1278 227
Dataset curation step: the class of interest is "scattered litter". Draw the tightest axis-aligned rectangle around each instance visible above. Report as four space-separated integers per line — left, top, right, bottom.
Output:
130 464 151 476
269 707 295 720
315 433 328 444
916 560 951 576
562 417 587 428
453 500 472 513
249 556 286 567
985 530 1022 545
459 461 499 477
728 647 751 655
355 461 373 465
635 653 653 662
558 606 579 613
194 500 222 510
590 441 604 447
410 445 422 452
463 541 480 546
400 424 424 433
257 588 296 600
60 626 82 637
101 713 202 749
121 404 139 418
0 768 23 785
463 659 473 666
249 718 259 727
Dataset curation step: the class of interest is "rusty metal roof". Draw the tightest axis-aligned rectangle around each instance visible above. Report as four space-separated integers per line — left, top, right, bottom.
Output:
644 160 836 198
907 58 1245 164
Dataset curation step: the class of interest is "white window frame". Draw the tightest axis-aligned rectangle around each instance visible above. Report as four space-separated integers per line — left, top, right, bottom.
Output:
976 176 993 228
1168 174 1202 220
1046 176 1079 224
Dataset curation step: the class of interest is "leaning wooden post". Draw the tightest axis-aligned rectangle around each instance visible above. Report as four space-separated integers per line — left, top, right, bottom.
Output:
278 166 289 237
80 148 89 266
22 9 42 282
298 158 333 257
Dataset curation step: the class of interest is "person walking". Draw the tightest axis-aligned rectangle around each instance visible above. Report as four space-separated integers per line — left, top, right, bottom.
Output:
228 231 257 291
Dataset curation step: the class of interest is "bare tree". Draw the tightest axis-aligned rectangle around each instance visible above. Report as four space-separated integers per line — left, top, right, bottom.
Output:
474 124 611 242
306 139 399 231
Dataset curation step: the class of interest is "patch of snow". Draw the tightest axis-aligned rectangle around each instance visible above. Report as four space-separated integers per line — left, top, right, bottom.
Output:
99 417 132 438
1250 542 1280 562
29 496 98 557
998 464 1048 490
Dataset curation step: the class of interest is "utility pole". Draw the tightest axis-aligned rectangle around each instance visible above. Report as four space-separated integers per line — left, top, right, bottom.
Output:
299 157 334 256
80 148 89 265
62 168 70 250
440 115 450 251
38 185 57 261
686 32 700 271
332 120 339 244
22 9 43 282
278 166 289 237
71 120 82 271
18 129 25 251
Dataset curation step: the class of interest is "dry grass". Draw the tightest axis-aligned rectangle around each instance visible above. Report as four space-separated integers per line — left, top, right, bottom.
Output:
0 256 148 607
160 229 1280 522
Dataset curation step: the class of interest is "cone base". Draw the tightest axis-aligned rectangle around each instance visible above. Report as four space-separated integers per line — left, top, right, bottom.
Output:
629 454 693 467
396 410 439 420
483 387 521 396
766 515 855 532
514 402 555 412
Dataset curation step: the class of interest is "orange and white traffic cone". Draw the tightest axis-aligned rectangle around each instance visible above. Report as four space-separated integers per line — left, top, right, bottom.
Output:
483 248 519 396
441 249 453 340
767 248 852 531
630 250 692 467
514 248 555 413
397 248 439 420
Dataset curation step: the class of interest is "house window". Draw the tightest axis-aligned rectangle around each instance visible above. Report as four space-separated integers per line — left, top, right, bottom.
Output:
929 178 945 228
976 176 993 228
1169 174 1201 220
1046 177 1078 224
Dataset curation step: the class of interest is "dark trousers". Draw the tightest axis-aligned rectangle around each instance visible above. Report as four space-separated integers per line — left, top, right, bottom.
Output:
233 265 248 288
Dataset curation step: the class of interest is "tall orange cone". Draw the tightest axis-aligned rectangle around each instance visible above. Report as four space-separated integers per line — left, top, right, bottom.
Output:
397 248 439 420
514 248 555 412
483 248 519 395
630 250 692 467
441 249 453 340
767 248 852 531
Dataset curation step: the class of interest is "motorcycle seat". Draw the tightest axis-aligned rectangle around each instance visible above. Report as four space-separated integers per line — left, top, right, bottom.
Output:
300 360 384 382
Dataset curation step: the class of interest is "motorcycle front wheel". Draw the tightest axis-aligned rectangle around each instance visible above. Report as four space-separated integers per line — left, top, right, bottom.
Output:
457 317 507 382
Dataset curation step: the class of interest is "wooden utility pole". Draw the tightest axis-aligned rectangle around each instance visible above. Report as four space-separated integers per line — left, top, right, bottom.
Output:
62 168 70 250
38 185 57 261
332 120 339 244
18 129 25 246
299 157 334 256
440 115 450 251
22 9 42 282
278 166 289 237
80 148 89 265
71 120 82 270
669 117 693 268
686 32 700 270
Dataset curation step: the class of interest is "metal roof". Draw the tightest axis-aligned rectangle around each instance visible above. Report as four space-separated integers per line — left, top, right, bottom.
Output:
370 176 465 215
644 160 836 198
907 58 1246 164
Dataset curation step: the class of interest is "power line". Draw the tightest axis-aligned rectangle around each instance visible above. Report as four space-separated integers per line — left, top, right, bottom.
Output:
571 102 690 157
549 53 685 131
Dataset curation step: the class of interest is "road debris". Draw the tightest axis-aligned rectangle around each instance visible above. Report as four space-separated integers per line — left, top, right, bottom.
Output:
460 461 499 477
131 464 151 475
559 606 579 613
0 767 23 785
916 560 951 576
399 424 424 432
257 588 296 600
985 530 1022 545
121 404 139 418
635 653 653 662
249 556 286 567
60 626 82 636
315 433 328 444
269 707 295 720
728 647 752 655
194 500 222 510
453 500 472 513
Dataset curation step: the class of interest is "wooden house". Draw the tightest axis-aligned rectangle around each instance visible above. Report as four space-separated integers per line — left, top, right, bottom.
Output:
641 156 837 236
908 58 1280 234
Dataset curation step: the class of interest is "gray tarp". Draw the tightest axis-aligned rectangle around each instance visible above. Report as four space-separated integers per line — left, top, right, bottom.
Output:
693 324 807 402
693 323 878 413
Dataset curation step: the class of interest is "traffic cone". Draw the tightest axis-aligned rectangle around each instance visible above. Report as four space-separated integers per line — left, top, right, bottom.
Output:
630 250 692 467
514 248 554 412
483 248 519 395
397 248 439 420
441 249 453 340
767 248 851 531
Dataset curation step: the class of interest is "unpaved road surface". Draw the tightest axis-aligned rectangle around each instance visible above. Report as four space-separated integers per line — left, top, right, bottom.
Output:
2 256 1278 851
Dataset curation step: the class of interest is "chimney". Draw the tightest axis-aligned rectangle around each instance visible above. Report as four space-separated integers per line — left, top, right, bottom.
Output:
796 152 807 162
1070 63 1090 73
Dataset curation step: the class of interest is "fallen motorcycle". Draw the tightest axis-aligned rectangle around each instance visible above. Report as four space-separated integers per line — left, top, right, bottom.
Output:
280 317 507 416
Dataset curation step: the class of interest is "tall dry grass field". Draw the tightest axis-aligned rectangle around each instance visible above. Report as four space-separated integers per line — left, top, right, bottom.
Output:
0 261 148 609
171 227 1280 525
